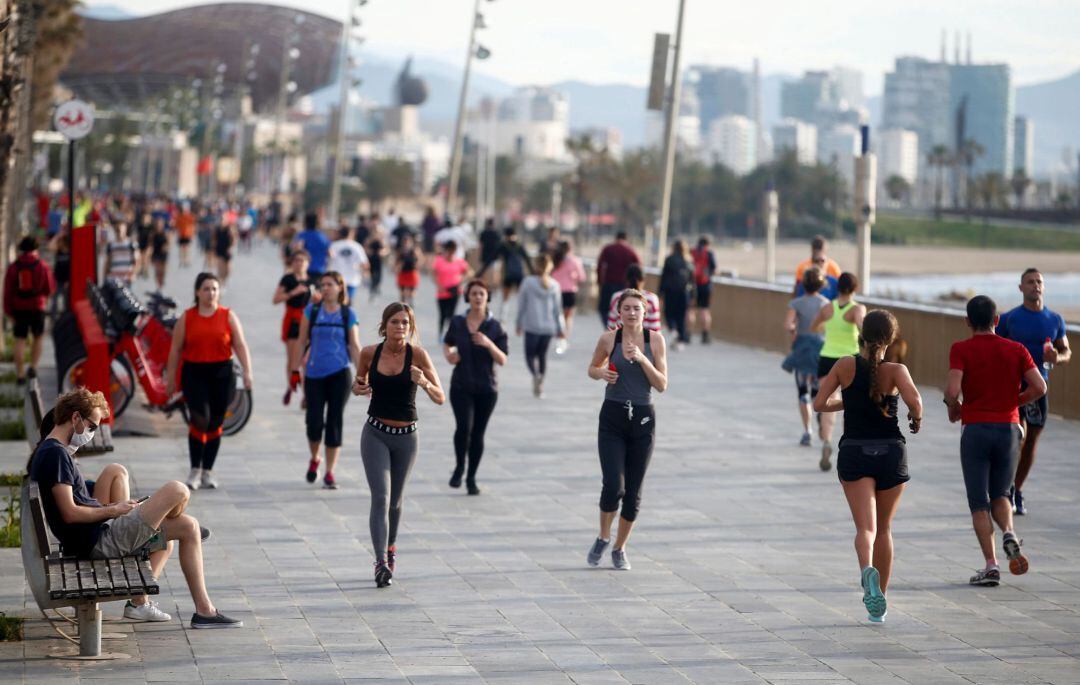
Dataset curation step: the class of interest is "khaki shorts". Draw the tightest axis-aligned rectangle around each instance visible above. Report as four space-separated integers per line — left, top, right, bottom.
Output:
91 509 167 559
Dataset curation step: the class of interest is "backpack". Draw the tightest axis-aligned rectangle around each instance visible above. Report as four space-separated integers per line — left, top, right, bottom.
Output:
308 303 350 351
15 259 41 298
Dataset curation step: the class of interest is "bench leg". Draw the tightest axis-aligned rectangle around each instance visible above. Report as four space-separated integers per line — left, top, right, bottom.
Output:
77 603 101 657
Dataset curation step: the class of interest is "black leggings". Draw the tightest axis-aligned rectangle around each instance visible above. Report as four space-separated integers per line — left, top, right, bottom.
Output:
450 387 498 481
524 332 552 378
437 289 458 336
598 400 655 521
304 368 351 448
182 360 233 470
662 288 689 343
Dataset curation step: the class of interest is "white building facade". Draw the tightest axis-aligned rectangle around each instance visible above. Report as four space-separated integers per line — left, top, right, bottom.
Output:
772 119 817 165
706 115 756 175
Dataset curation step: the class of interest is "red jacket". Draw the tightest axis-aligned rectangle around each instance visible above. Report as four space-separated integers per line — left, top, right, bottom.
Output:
4 253 55 315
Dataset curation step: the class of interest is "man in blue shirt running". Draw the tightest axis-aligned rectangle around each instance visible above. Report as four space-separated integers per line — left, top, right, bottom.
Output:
295 213 331 281
997 268 1072 515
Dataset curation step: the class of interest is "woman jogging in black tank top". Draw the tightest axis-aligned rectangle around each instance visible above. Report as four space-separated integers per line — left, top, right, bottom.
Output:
353 303 444 588
586 289 668 570
814 310 923 623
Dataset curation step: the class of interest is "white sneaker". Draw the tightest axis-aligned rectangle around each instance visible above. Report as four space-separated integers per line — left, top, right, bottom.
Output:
200 470 218 489
555 339 568 355
124 600 172 622
186 468 202 491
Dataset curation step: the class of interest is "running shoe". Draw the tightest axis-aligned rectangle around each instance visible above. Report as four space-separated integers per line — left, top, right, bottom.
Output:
611 548 631 571
185 468 202 491
969 567 1000 586
467 480 481 496
800 432 812 447
532 375 543 398
306 459 320 483
819 443 833 471
449 468 463 488
124 600 171 622
323 472 337 490
555 339 568 355
374 560 393 588
387 546 396 573
200 470 218 489
1013 489 1027 516
587 537 609 567
860 566 887 621
701 331 710 344
190 611 243 629
1003 533 1029 575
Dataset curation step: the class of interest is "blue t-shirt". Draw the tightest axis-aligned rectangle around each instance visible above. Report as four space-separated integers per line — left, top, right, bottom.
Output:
998 305 1067 379
298 230 331 273
305 303 357 379
796 274 839 300
29 438 104 558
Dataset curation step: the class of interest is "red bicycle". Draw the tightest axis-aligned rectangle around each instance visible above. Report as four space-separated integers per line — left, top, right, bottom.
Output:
58 281 252 436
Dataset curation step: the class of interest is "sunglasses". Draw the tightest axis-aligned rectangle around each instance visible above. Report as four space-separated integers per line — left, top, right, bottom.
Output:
78 415 99 432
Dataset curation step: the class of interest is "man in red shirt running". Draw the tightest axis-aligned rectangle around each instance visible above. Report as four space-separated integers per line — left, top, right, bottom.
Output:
3 236 56 384
945 295 1046 587
595 231 640 327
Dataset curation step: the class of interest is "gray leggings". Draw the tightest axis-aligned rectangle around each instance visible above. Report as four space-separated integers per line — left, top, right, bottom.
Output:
960 422 1021 512
360 422 418 561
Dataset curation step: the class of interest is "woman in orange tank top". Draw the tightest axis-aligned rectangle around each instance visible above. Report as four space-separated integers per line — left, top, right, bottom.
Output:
166 273 254 491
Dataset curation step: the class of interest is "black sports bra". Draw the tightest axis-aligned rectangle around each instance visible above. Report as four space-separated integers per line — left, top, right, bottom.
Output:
368 343 417 422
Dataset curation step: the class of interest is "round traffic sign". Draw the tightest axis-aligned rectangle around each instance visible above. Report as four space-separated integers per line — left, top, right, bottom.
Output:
53 100 95 140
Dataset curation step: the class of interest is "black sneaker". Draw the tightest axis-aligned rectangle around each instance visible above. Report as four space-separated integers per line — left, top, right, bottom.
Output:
449 468 463 488
1014 489 1027 516
466 480 481 496
969 567 1000 586
190 611 243 629
587 537 609 567
26 367 37 380
374 560 393 588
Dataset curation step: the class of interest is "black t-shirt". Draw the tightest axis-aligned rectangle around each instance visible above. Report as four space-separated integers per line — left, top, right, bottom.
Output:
279 273 312 309
151 232 169 259
391 225 414 251
443 314 509 394
29 438 105 558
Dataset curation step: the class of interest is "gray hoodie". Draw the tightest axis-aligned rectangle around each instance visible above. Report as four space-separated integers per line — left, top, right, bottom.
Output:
516 275 565 336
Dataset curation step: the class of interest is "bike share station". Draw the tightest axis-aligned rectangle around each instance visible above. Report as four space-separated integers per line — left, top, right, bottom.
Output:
18 101 252 661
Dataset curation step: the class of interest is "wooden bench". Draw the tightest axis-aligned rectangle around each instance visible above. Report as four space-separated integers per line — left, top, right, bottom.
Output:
20 481 159 659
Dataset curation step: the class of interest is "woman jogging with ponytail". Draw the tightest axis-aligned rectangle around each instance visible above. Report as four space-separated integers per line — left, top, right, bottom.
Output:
166 273 254 491
443 280 509 494
354 303 444 588
586 289 668 571
814 309 922 623
517 254 565 398
292 271 361 489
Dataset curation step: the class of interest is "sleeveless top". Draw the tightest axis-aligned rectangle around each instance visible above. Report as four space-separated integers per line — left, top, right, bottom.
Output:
821 299 860 358
182 306 232 363
368 342 418 422
605 328 654 406
840 355 903 443
400 251 417 272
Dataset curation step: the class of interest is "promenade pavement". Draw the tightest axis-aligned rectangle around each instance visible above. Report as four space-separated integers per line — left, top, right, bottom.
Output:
2 241 1079 684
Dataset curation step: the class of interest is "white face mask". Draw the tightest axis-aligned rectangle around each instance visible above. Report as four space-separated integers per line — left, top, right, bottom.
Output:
68 415 95 454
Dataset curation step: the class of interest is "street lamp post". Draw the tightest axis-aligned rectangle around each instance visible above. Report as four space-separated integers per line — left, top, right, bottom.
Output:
853 125 877 293
446 0 492 219
655 0 687 267
328 0 367 226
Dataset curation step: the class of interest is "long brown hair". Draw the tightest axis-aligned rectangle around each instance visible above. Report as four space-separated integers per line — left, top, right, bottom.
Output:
860 309 899 413
535 253 553 289
378 302 419 344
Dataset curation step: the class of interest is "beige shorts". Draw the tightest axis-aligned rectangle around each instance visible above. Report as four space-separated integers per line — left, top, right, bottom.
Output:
91 509 167 559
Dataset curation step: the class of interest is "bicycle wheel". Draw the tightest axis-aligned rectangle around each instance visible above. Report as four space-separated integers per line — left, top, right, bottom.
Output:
59 356 136 418
222 359 252 436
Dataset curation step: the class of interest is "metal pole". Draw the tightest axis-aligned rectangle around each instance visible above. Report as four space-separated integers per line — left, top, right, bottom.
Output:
854 125 877 293
446 0 481 218
328 0 353 226
486 110 497 219
764 186 778 283
655 0 687 267
67 140 75 233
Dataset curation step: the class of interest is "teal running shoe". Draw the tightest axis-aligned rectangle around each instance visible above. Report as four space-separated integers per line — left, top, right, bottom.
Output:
861 566 887 621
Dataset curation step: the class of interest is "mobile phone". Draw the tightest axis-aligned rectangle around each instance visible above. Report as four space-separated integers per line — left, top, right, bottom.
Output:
136 495 150 503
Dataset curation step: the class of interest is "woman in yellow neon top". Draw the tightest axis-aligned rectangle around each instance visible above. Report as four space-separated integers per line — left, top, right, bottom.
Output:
811 272 866 472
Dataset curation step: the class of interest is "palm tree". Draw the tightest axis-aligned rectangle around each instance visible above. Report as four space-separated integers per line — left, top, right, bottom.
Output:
1010 169 1031 209
885 175 911 206
926 145 951 218
955 138 985 216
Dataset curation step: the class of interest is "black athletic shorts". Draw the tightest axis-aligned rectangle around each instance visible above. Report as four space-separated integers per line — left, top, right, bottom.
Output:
503 275 523 290
12 310 45 338
695 283 711 308
561 292 577 310
837 439 909 490
818 355 841 379
1021 395 1048 428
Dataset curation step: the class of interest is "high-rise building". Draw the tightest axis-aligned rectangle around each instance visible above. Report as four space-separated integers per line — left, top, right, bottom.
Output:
780 71 833 123
685 65 750 138
772 119 817 165
1013 116 1034 177
819 125 860 190
882 56 951 170
949 63 1013 176
706 115 757 175
831 66 864 108
877 128 920 186
465 87 571 161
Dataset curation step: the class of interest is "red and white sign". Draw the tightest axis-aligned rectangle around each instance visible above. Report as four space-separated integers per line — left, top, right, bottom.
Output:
53 100 95 140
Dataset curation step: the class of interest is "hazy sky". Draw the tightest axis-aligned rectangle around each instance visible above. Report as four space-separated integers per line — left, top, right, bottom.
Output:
87 0 1079 94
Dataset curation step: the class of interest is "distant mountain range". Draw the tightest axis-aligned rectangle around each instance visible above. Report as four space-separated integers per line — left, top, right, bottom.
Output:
76 5 1078 174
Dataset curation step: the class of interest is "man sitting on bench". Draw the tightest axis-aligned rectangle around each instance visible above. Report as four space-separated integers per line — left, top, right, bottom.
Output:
28 388 242 629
